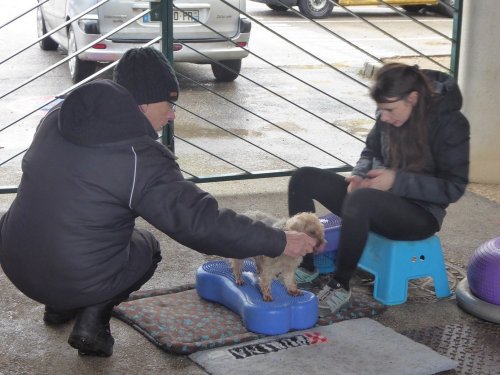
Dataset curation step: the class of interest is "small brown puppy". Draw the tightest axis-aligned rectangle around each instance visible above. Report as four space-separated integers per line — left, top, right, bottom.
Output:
231 211 325 302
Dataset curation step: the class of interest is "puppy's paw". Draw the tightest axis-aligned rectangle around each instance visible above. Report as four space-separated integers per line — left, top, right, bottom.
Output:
235 278 244 286
259 284 273 301
262 293 274 302
287 288 303 297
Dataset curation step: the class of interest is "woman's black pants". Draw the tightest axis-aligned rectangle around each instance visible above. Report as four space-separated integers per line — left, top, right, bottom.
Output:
288 167 439 289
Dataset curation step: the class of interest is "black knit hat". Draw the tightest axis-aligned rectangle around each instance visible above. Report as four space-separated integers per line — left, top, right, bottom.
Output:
113 47 179 104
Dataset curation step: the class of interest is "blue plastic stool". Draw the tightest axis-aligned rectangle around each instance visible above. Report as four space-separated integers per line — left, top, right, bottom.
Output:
314 251 337 274
358 233 452 305
313 213 342 274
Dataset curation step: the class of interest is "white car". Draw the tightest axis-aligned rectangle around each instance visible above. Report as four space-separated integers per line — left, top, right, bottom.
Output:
37 0 251 82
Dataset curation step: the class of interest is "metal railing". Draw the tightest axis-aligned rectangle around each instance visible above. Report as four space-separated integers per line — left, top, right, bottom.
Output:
0 0 460 193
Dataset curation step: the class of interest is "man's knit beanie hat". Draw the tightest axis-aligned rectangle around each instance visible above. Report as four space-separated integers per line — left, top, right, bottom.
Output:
114 47 179 104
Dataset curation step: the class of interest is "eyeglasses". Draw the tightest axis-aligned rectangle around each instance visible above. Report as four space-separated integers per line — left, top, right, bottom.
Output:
170 103 176 113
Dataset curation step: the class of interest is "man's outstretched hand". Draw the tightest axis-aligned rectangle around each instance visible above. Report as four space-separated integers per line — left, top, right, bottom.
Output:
283 231 317 258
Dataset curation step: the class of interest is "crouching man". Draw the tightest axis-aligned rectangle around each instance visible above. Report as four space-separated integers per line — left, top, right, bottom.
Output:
0 47 317 357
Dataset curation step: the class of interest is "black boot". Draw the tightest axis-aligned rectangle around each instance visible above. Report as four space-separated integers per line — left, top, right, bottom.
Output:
43 306 79 325
67 302 115 357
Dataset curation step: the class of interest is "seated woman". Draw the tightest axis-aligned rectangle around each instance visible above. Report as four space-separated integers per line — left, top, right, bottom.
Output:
288 63 470 316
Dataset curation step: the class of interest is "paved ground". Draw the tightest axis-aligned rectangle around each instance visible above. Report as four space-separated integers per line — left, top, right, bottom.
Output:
0 178 499 374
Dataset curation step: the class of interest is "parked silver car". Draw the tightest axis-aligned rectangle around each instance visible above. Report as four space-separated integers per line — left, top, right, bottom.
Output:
37 0 251 83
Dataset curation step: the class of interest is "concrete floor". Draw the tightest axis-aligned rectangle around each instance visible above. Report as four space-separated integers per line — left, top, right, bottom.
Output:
0 178 499 374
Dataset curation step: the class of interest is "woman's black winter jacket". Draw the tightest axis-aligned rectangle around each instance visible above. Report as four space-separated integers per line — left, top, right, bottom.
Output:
352 69 470 228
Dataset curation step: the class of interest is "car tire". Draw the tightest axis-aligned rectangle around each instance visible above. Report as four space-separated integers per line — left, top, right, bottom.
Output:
435 0 454 18
211 59 242 82
297 0 334 19
37 8 58 51
267 4 289 11
401 5 424 14
68 26 97 83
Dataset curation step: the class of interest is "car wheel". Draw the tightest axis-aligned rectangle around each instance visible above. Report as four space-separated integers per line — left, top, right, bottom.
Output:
267 4 289 11
435 0 454 18
37 7 58 51
211 59 242 82
297 0 334 19
68 26 97 83
401 5 424 14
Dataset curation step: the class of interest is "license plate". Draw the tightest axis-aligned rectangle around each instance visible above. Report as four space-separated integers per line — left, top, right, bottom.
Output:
174 10 199 22
143 8 199 23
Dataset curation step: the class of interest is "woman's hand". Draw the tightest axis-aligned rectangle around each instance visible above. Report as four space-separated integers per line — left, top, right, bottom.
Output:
345 175 364 193
362 169 396 191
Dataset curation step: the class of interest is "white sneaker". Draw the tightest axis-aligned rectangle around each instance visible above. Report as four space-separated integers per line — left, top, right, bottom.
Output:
317 281 351 317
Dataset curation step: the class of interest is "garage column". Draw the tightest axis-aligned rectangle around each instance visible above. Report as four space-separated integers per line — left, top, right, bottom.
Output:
458 0 500 183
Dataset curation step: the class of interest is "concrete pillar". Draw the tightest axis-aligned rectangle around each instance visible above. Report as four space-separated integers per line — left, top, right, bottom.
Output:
458 0 500 183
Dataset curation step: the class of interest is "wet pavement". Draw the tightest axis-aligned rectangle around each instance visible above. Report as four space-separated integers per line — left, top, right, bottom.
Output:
0 178 499 374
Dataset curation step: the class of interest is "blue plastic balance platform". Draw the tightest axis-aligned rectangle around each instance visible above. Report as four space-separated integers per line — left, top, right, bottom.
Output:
196 260 318 335
314 213 342 274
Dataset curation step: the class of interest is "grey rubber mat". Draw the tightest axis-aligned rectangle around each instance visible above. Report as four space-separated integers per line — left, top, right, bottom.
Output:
189 318 457 375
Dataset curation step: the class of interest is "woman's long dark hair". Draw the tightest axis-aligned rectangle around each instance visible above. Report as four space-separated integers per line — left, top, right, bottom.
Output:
370 63 433 172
